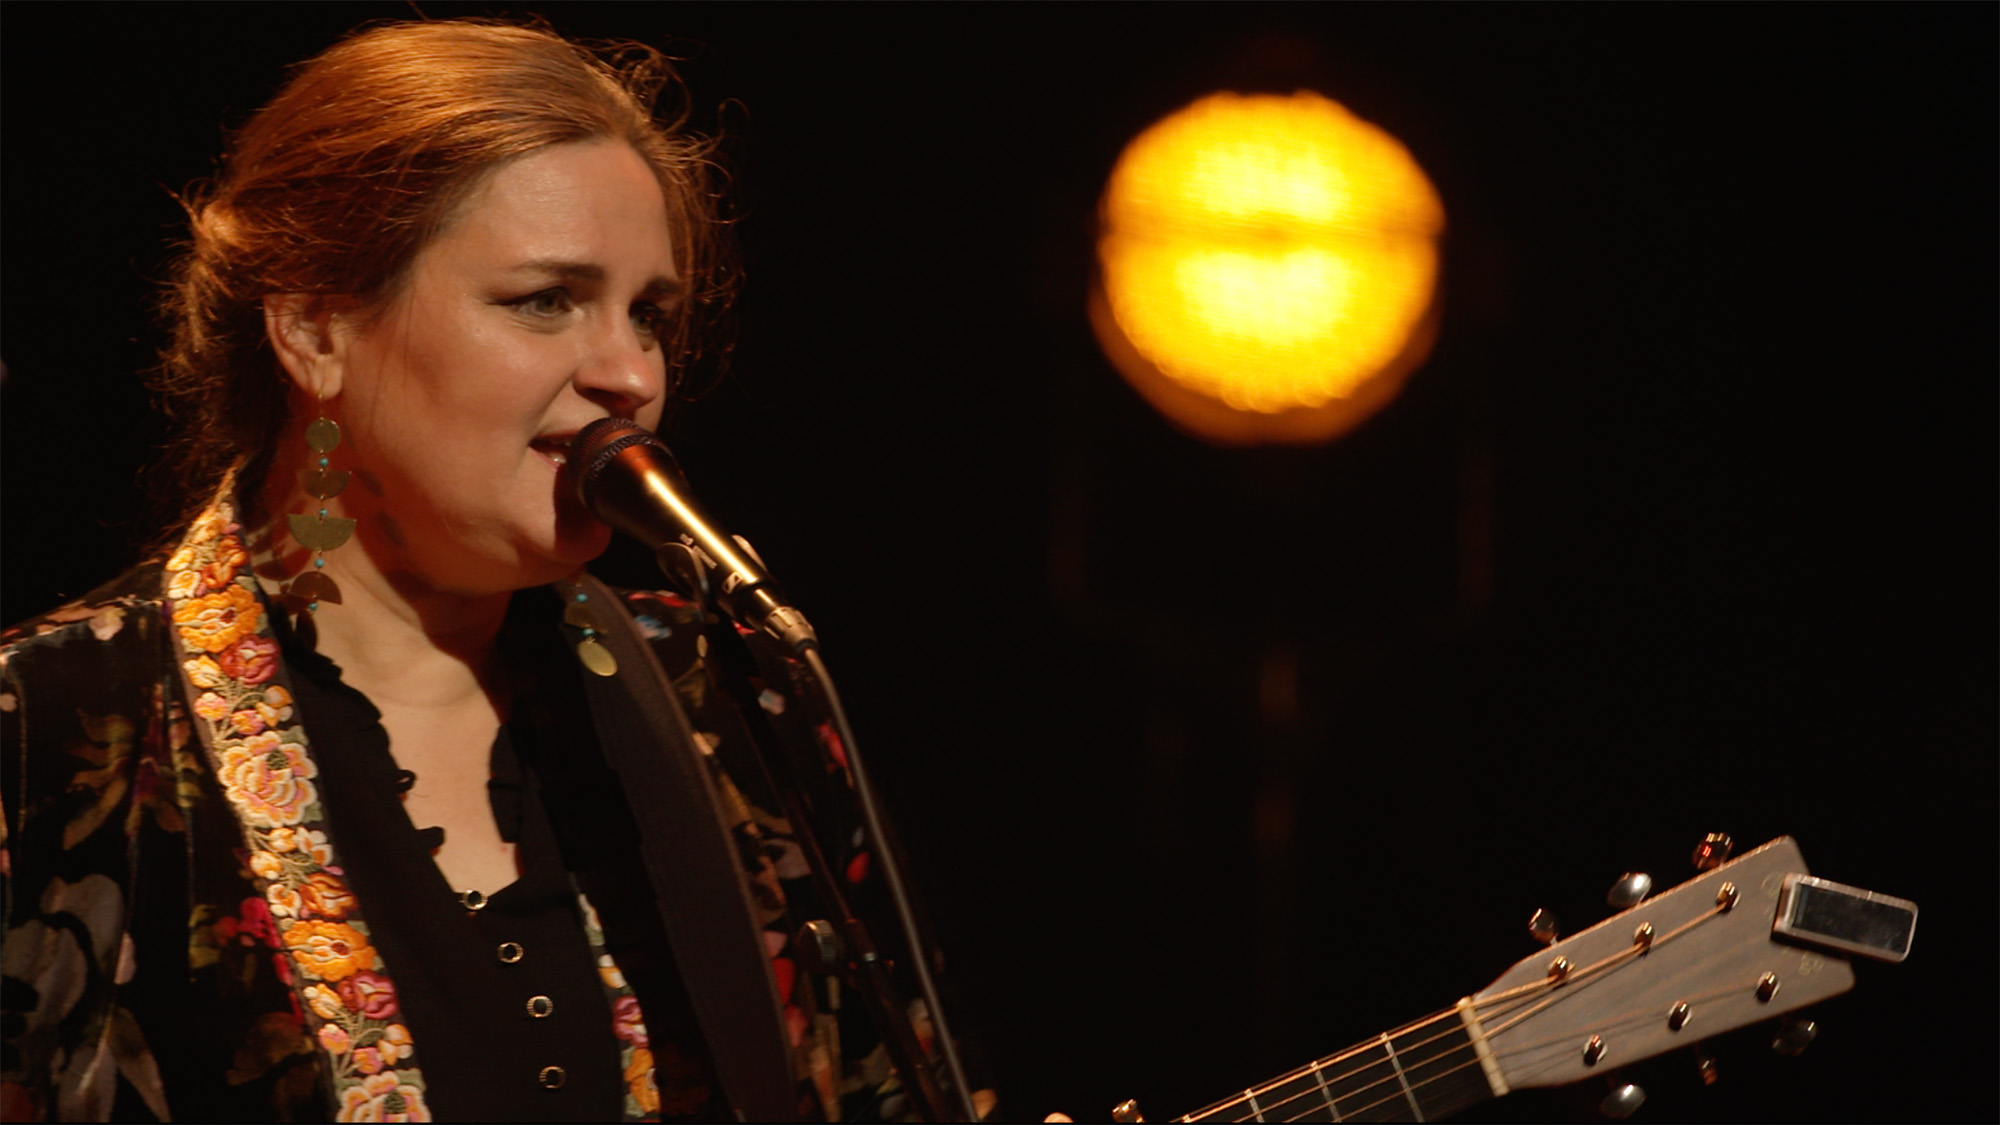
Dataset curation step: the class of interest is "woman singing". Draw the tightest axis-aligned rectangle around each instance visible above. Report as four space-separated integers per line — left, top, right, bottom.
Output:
0 19 963 1123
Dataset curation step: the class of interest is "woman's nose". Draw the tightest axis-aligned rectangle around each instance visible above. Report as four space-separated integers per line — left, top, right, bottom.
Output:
573 319 667 416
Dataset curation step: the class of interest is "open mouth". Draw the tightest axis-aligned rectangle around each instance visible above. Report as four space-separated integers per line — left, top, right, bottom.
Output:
530 437 570 467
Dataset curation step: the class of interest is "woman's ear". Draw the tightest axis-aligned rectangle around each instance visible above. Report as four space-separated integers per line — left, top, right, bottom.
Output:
263 294 346 400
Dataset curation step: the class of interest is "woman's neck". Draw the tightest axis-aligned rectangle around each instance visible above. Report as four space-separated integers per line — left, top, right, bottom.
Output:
251 454 511 713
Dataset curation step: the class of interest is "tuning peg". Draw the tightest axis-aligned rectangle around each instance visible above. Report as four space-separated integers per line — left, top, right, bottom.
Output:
1693 1046 1718 1085
1599 1083 1645 1119
1606 872 1653 909
1528 907 1560 945
1691 833 1733 871
1110 1098 1146 1122
1772 1018 1817 1056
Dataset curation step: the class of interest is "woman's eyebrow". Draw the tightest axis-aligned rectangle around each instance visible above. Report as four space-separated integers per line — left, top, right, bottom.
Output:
512 259 683 297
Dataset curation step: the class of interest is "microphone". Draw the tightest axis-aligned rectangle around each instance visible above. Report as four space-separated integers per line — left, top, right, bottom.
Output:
570 417 818 653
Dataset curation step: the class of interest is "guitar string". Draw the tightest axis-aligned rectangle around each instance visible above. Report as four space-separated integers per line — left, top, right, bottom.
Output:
1181 1005 1516 1122
1178 981 1565 1122
1185 898 1736 1123
1480 973 1780 1063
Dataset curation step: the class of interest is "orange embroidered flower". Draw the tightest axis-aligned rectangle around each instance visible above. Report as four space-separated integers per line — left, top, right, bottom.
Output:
377 1024 413 1066
304 983 346 1021
173 584 263 655
168 566 204 600
267 883 302 917
194 692 230 722
336 1071 430 1122
282 919 373 982
624 1046 660 1116
218 732 318 827
299 872 358 920
183 657 225 689
249 850 284 881
201 535 249 591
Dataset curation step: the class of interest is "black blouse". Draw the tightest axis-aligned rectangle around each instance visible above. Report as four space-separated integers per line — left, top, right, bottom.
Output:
275 602 675 1121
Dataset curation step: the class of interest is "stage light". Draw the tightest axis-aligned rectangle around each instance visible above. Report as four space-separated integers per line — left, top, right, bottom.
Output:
1092 91 1444 445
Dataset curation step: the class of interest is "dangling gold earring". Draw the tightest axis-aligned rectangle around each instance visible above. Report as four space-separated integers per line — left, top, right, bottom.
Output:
283 403 356 612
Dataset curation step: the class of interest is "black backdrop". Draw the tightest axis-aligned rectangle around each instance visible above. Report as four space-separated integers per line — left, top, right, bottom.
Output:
3 5 1993 1121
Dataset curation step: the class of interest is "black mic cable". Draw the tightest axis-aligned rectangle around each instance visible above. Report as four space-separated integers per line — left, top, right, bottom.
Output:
570 417 981 1123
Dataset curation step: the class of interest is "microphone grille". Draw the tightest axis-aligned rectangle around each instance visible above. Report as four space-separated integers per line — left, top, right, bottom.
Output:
570 417 673 495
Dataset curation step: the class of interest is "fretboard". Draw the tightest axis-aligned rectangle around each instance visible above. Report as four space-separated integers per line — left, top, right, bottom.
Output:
1178 1007 1497 1123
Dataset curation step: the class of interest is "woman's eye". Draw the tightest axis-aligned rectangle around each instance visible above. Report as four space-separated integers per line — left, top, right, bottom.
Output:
631 302 669 339
508 288 574 317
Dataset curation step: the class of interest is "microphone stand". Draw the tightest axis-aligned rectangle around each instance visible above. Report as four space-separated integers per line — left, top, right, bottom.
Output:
671 545 980 1124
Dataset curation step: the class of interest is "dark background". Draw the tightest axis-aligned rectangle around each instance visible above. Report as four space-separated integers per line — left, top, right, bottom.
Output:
4 4 1993 1121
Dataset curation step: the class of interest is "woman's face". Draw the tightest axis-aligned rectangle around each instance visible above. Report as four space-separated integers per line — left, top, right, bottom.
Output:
328 139 680 597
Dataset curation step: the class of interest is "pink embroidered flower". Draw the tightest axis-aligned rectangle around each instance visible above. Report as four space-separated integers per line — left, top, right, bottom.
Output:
300 873 358 921
172 584 263 655
377 1023 414 1066
238 895 281 948
218 732 318 827
318 1023 351 1053
817 720 849 770
611 995 649 1047
231 709 268 736
304 984 346 1021
337 970 399 1019
352 1047 384 1075
194 692 230 722
337 1071 430 1122
219 632 279 686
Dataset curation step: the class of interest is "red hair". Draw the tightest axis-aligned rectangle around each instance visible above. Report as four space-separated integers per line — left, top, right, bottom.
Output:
154 19 734 535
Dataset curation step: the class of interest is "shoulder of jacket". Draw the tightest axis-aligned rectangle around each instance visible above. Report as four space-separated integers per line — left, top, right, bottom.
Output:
1 562 167 659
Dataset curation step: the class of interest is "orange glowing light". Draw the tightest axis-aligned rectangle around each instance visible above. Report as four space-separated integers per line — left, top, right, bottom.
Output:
1093 91 1445 444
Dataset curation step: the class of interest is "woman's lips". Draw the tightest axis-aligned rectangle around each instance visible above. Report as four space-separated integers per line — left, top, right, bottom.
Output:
530 437 571 468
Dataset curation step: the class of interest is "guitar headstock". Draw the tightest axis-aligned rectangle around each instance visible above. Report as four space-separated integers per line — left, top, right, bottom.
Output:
1465 837 1854 1093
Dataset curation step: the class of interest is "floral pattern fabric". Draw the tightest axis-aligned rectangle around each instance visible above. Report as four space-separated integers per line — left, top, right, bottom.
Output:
1 487 958 1122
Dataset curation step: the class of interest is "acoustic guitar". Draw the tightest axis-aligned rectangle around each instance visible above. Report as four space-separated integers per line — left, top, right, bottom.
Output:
1108 836 1915 1123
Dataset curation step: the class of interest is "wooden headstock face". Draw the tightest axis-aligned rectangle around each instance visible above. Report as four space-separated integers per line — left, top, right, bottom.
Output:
1468 837 1854 1093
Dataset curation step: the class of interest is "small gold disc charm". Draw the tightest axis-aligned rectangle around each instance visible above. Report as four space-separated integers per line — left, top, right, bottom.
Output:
306 417 343 454
284 570 342 605
288 512 356 553
576 637 618 677
300 468 351 500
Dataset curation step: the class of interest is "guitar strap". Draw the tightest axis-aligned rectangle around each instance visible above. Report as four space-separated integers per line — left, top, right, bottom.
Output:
566 572 798 1123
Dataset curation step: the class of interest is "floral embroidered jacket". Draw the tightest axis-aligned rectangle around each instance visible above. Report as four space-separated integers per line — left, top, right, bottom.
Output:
0 495 938 1122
